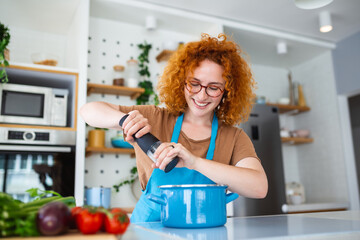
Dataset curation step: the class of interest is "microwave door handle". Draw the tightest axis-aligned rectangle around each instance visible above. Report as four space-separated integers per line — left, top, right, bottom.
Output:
0 145 71 152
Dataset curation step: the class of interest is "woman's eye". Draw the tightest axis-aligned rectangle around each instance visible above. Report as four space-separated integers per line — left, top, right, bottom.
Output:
190 82 200 87
209 86 220 91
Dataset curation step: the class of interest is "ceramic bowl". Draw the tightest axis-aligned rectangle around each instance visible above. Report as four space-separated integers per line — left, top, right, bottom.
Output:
162 41 178 51
290 195 302 205
292 129 310 138
111 138 133 148
278 97 290 105
280 129 291 138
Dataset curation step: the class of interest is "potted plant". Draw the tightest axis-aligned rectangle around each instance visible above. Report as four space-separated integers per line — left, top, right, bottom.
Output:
0 21 11 83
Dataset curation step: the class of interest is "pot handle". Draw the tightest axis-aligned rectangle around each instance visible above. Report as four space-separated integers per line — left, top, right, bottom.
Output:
147 194 167 206
225 192 239 204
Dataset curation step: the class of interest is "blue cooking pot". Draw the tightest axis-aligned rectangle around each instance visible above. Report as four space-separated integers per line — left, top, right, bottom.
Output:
147 184 238 228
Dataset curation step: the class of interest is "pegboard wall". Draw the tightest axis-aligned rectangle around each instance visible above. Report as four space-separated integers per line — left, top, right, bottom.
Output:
85 17 199 208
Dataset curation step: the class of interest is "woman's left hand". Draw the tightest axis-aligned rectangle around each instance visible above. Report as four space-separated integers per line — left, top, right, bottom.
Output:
151 143 198 171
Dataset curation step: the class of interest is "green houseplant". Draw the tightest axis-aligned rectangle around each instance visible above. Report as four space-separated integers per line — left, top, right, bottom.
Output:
0 21 11 83
136 41 159 105
113 41 160 192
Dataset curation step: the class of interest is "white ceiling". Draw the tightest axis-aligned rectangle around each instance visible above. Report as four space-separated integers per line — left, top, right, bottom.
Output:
2 0 359 68
136 0 360 68
139 0 360 43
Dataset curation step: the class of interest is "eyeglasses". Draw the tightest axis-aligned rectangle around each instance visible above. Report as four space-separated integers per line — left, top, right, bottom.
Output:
185 80 224 98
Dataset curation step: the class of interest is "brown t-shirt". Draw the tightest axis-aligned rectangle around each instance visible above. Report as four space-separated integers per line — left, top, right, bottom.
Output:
118 105 259 190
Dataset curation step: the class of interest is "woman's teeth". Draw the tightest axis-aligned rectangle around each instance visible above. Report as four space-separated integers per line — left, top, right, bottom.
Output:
194 100 208 107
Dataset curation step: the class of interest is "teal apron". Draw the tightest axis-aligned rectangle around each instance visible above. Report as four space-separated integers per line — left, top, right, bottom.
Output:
130 113 219 223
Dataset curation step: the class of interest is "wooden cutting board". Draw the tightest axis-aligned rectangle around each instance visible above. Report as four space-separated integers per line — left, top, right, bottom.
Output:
4 230 118 240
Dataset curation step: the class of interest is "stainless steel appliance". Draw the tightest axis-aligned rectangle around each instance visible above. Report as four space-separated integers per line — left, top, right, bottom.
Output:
0 127 75 201
233 104 286 216
0 83 68 126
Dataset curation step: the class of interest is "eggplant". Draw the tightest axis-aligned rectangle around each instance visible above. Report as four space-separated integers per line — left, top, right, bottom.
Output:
36 201 71 236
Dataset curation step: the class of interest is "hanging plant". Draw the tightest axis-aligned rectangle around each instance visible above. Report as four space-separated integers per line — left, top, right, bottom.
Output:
0 22 11 83
113 166 138 192
136 41 159 105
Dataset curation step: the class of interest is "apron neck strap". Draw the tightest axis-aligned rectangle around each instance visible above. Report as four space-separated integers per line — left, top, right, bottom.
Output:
170 113 184 143
171 113 218 160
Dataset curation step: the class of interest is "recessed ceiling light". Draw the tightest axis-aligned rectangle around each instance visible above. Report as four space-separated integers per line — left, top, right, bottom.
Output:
277 41 287 55
145 16 157 31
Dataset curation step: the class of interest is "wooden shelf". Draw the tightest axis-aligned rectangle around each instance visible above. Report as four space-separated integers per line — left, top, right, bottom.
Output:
85 147 135 157
267 103 310 115
281 137 314 145
0 123 76 131
156 50 175 62
87 83 144 99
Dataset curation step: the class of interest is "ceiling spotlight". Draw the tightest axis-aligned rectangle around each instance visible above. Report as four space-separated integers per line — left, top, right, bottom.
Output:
277 41 287 55
319 11 333 33
145 16 157 31
294 0 333 9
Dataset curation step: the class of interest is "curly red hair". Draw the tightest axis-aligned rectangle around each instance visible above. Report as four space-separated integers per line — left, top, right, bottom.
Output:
157 33 256 125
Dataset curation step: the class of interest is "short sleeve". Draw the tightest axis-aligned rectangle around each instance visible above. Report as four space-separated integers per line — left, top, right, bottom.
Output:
230 129 260 166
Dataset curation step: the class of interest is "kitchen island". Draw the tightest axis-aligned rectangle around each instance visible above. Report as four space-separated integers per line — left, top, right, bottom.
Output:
121 211 360 239
6 211 360 239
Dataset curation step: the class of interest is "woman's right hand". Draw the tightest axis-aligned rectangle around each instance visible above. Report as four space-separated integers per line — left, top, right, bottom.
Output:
121 110 151 143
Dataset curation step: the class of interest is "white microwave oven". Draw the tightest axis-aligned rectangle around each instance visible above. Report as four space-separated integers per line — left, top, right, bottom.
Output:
0 83 68 127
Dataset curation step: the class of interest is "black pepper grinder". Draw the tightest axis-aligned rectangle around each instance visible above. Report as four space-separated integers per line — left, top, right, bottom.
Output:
119 114 179 173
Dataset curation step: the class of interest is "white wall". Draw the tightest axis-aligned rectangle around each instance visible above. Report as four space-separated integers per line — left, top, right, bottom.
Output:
251 52 348 204
7 27 67 67
251 64 300 184
84 17 204 208
291 51 348 203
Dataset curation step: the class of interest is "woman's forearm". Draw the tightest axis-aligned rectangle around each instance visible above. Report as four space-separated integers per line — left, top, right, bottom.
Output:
80 101 126 129
193 157 268 199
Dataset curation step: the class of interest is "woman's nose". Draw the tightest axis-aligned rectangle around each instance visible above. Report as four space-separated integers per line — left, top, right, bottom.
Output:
197 87 208 99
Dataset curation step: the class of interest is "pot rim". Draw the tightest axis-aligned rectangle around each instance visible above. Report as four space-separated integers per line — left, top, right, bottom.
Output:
158 184 228 188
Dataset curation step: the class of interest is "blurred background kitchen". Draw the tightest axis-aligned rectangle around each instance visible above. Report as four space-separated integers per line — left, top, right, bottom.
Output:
0 0 360 216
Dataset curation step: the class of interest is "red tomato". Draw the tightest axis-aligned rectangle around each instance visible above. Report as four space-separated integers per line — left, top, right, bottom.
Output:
69 206 82 229
76 208 104 234
104 208 130 234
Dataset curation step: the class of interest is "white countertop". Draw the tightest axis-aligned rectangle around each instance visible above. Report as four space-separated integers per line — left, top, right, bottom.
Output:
122 211 360 239
282 202 349 213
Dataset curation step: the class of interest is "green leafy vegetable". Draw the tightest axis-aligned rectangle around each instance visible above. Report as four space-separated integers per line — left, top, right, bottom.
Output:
0 188 75 237
26 188 62 199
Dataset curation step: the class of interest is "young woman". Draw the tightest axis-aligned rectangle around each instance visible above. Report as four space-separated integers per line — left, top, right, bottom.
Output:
80 33 268 222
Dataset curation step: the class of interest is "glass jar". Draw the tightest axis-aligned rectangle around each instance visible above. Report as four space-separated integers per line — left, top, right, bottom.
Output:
126 59 139 88
113 65 125 86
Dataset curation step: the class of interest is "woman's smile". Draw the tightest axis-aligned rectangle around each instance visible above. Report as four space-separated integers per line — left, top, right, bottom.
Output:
193 99 210 108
